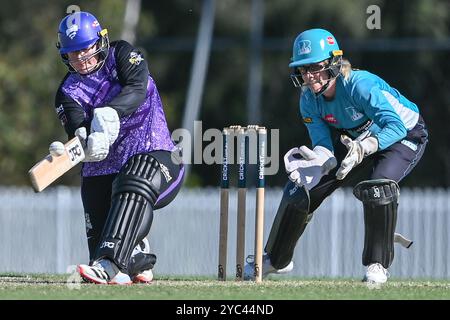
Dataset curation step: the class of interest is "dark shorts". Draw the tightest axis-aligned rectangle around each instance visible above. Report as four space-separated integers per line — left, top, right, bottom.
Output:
308 116 428 213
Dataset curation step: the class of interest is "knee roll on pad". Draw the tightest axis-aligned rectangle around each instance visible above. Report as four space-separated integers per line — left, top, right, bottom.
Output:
95 154 162 270
113 154 162 203
353 179 399 269
265 181 311 269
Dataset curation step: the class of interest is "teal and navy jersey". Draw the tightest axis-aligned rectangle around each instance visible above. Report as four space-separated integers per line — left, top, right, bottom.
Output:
299 70 420 152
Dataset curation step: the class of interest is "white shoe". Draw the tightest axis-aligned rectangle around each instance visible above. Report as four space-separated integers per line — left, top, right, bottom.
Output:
78 260 132 285
133 269 154 284
109 272 133 285
243 254 294 281
363 263 389 284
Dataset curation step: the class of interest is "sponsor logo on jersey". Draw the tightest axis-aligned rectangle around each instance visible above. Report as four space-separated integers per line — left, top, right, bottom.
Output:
55 104 64 115
324 114 338 124
345 106 364 121
351 120 373 134
303 117 313 124
55 104 68 126
129 52 144 65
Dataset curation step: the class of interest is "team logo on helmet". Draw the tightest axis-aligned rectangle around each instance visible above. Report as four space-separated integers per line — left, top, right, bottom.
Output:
66 24 79 39
297 40 312 55
92 20 100 27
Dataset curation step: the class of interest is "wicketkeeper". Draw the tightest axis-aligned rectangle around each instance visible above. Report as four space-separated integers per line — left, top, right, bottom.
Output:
54 11 184 284
244 28 428 284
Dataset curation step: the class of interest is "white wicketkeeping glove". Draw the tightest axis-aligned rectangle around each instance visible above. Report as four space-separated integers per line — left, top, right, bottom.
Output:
91 107 120 146
336 134 378 180
284 145 337 190
75 127 109 162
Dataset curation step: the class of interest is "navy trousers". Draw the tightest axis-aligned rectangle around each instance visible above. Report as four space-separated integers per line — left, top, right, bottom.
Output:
308 116 428 213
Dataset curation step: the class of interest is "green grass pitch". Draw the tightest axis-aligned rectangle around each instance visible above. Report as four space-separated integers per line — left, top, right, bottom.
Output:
1 273 449 300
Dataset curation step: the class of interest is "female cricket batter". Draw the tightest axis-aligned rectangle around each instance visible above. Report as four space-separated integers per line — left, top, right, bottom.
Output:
54 11 184 284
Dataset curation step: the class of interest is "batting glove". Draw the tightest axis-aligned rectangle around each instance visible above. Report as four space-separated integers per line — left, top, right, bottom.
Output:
75 127 109 162
91 107 120 146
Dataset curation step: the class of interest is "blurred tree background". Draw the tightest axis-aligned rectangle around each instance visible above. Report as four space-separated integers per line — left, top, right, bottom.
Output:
0 0 448 188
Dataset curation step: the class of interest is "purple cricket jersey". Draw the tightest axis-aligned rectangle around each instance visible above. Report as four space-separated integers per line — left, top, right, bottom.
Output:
61 47 175 177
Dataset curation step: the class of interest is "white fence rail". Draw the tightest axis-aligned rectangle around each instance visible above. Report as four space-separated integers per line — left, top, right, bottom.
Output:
0 186 449 279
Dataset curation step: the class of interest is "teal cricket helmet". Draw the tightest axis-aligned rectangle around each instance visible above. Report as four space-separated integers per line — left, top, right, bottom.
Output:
289 29 342 68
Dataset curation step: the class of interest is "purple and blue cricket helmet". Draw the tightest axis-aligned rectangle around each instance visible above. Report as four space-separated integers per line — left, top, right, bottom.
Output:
56 11 109 72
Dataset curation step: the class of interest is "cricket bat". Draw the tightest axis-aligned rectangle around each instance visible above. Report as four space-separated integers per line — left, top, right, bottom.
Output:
28 136 85 192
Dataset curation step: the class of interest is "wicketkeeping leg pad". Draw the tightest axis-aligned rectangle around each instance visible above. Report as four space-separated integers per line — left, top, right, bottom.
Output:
265 181 311 269
353 179 399 269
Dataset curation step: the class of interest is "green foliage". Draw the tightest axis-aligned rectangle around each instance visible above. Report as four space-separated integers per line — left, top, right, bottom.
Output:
0 0 449 187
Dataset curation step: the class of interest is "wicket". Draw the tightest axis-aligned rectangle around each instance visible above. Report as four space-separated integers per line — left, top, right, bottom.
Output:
218 125 266 282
